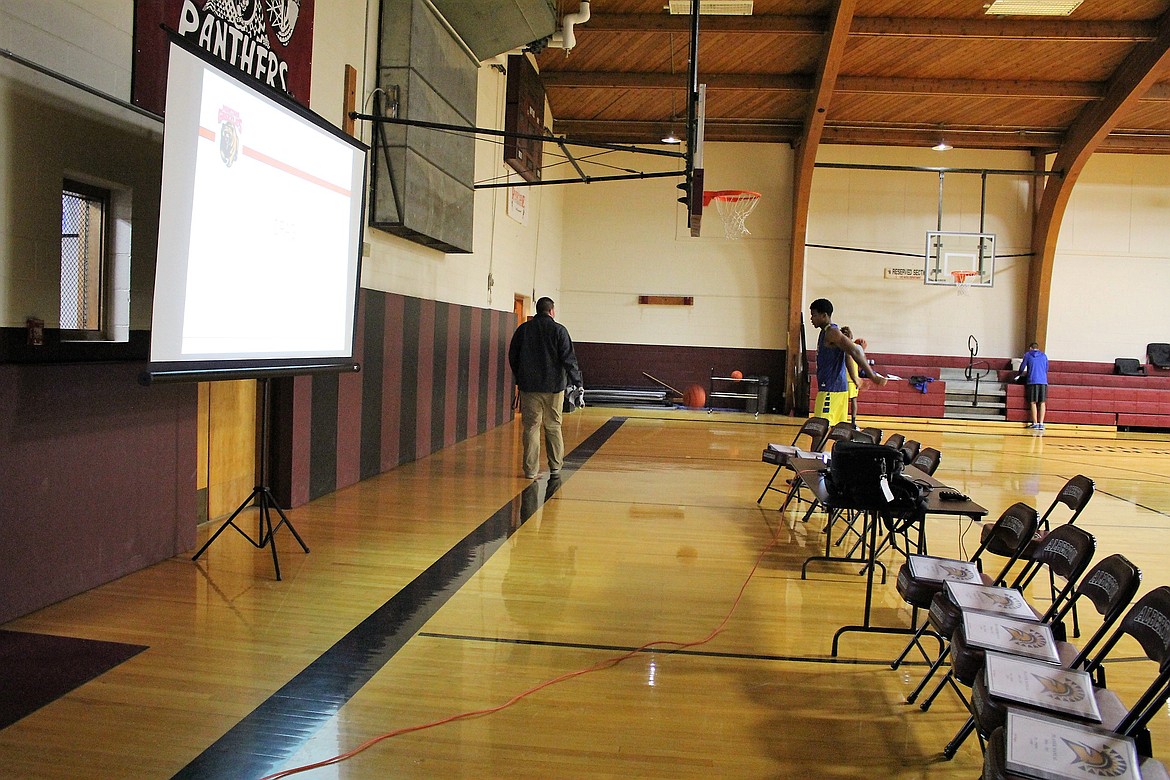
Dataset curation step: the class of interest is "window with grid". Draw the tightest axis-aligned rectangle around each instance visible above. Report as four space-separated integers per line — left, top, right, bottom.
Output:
60 180 108 334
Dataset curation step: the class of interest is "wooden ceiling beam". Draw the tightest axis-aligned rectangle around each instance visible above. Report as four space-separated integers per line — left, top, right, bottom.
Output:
541 71 811 91
578 14 1152 41
1029 10 1170 347
551 118 1170 153
581 14 825 34
851 17 1153 41
787 0 855 412
542 71 1125 99
836 76 1101 99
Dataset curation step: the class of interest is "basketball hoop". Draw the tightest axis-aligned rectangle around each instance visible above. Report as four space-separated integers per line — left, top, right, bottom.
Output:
704 190 761 240
951 270 979 295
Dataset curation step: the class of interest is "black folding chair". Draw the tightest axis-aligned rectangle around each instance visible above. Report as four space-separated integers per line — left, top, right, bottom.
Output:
944 553 1141 759
990 475 1095 637
978 585 1170 776
890 502 1039 674
783 422 856 520
757 416 830 504
914 524 1096 713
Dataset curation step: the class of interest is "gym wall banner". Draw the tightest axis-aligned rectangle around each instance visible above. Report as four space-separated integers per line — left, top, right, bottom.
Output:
133 0 316 116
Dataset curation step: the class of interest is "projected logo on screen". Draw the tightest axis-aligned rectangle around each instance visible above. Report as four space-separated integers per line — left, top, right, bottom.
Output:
218 106 241 167
177 0 303 92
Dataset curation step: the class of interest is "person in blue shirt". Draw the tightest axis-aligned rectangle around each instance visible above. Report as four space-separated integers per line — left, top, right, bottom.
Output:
1018 342 1049 431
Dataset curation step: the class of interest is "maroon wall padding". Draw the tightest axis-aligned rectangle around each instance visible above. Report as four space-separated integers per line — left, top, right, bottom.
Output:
415 300 436 462
574 342 785 412
270 290 515 508
336 294 366 490
381 294 405 471
468 311 482 435
444 309 461 449
0 363 198 624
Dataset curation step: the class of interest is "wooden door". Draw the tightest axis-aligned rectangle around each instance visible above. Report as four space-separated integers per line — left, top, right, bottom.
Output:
198 379 258 521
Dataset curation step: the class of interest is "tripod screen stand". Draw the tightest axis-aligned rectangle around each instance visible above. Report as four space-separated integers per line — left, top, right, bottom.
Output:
192 377 308 580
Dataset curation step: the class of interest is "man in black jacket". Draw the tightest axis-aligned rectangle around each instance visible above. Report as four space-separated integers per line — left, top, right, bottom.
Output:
508 297 583 480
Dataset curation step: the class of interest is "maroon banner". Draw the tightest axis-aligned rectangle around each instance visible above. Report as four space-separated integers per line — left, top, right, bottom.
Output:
133 0 315 115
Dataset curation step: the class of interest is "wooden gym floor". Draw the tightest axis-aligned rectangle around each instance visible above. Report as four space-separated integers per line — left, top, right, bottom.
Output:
2 408 1169 778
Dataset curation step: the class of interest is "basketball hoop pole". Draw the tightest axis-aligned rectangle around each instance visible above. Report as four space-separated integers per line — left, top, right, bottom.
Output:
685 0 703 236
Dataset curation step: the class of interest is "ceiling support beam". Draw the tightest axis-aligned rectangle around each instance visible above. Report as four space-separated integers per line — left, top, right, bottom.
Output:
1028 10 1170 348
786 0 854 413
541 71 1160 100
582 14 1152 41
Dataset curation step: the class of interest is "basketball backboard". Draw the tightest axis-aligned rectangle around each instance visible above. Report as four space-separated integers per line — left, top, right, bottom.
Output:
924 231 995 286
504 54 544 183
688 84 706 237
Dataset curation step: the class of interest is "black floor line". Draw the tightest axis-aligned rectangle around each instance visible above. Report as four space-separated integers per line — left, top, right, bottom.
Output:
173 417 626 780
417 630 914 667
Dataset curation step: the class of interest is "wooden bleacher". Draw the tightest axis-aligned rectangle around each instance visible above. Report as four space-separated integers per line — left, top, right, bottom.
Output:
807 352 1170 430
998 360 1170 429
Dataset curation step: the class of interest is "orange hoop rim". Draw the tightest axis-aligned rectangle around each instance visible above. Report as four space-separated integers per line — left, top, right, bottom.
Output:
703 189 762 207
950 270 979 284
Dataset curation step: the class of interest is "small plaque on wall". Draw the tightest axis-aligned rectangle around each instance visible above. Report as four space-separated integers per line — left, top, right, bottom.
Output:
638 296 694 306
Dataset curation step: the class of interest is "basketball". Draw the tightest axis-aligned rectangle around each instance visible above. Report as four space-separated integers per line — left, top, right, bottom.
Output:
682 384 706 408
730 370 743 380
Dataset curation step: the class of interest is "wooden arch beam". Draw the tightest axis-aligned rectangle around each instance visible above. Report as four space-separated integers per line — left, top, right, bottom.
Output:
1029 10 1170 348
785 0 855 412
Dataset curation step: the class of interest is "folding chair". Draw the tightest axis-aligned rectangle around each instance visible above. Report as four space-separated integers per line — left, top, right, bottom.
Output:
854 426 882 444
944 553 1141 759
982 725 1169 780
912 524 1096 713
884 432 906 451
900 439 921 463
757 416 830 504
978 585 1170 775
815 423 884 541
981 475 1095 635
854 444 940 562
783 422 856 520
909 446 941 476
890 502 1039 675
1148 342 1170 370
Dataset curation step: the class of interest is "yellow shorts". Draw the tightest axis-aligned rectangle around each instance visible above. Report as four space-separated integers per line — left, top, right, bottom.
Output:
814 391 850 427
848 380 860 400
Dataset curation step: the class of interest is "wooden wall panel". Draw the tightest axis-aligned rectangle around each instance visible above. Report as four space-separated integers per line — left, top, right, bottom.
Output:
207 380 256 520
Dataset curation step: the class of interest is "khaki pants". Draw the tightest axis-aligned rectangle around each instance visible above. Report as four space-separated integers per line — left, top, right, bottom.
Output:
519 390 565 477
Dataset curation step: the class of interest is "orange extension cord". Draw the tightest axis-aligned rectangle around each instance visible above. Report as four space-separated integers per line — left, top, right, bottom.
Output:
259 488 802 780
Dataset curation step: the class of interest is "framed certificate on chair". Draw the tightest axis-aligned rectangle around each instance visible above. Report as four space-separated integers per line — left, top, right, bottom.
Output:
961 611 1060 664
1005 709 1139 780
945 581 1041 621
985 652 1101 721
908 554 980 584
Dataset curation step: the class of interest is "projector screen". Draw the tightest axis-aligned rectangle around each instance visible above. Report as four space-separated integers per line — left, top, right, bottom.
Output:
147 38 367 382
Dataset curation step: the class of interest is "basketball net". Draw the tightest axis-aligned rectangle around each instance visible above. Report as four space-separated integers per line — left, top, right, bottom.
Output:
951 270 978 296
705 190 761 240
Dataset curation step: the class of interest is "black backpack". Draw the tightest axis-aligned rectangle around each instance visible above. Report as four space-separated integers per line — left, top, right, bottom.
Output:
827 441 926 515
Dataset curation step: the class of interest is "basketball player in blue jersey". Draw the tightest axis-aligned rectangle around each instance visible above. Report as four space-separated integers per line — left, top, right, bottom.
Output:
809 298 887 426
